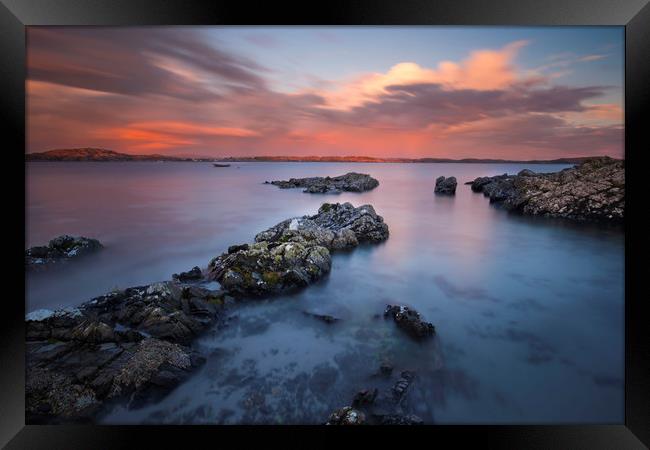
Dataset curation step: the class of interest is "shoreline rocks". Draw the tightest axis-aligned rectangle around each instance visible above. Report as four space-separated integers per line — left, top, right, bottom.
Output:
384 305 435 340
26 281 226 423
207 202 389 297
468 157 624 222
266 172 379 194
434 176 457 195
26 235 103 270
27 202 389 423
325 370 423 425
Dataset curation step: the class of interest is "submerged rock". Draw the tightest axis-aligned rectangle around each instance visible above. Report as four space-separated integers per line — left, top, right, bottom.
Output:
303 311 340 324
468 157 624 222
325 371 423 425
25 281 224 423
434 176 457 195
27 203 389 423
325 406 366 425
267 172 379 194
26 235 103 270
352 388 378 408
384 305 435 340
207 202 389 297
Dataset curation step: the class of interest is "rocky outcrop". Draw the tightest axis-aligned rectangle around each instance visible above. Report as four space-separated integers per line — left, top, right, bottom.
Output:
26 235 103 270
325 370 423 425
384 305 435 340
207 203 389 297
171 266 203 282
468 157 624 222
266 172 379 194
434 176 457 195
26 203 389 423
25 281 226 423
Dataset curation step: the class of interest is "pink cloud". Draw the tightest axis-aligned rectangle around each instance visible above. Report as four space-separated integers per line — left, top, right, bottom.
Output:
26 29 623 160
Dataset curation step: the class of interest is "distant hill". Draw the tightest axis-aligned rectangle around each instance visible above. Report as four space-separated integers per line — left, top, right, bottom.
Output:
26 148 617 165
216 155 613 164
25 148 205 162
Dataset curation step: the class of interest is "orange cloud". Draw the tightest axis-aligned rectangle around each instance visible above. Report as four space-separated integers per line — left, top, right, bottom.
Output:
559 103 623 126
127 121 259 137
316 40 530 109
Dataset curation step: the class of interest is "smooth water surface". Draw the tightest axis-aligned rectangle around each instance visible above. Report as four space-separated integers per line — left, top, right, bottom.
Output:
26 162 624 424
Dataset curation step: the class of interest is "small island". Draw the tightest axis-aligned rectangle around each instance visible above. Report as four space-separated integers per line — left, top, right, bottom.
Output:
26 235 103 271
265 172 379 194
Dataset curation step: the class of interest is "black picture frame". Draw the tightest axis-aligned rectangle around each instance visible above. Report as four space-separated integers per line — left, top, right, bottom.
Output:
3 0 649 447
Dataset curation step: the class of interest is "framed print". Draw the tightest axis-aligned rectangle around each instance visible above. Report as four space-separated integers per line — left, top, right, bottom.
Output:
2 0 649 447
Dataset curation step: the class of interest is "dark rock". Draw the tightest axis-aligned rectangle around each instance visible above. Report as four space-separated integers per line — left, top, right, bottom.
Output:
227 243 249 254
352 388 378 408
172 266 203 282
434 176 457 195
269 172 379 194
26 235 103 270
207 202 389 297
325 406 366 425
303 311 339 324
468 157 624 222
325 370 422 425
392 371 416 402
384 305 435 340
25 280 223 423
379 362 393 377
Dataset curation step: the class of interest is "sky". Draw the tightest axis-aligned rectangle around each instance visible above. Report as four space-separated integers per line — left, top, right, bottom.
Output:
26 26 624 159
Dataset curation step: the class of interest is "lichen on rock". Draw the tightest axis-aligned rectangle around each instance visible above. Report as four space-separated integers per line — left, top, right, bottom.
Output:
468 157 624 222
207 202 389 297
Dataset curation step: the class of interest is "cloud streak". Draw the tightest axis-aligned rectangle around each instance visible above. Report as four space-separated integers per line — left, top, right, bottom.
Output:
26 28 624 159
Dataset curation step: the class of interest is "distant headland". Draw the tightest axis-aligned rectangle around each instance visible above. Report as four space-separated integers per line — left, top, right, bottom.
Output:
25 148 618 165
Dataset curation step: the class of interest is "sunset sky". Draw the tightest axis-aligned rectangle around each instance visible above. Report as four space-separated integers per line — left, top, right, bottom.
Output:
27 26 624 159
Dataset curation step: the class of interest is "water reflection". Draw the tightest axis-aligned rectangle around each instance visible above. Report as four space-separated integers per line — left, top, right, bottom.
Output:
26 162 624 423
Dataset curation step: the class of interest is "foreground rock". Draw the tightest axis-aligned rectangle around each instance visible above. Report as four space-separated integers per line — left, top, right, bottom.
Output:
384 305 435 340
27 203 389 423
266 172 379 194
326 370 423 425
325 406 367 425
26 235 103 270
434 176 457 195
468 157 624 222
207 202 389 297
26 281 226 423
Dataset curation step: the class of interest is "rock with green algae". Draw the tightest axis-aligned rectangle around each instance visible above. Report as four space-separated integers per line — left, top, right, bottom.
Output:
207 202 389 297
25 281 223 423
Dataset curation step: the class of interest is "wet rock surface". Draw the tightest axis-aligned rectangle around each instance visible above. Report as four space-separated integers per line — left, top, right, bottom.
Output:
434 176 457 195
26 235 103 270
25 281 225 423
266 172 379 194
384 305 436 340
207 202 389 297
326 406 367 425
326 370 423 425
468 157 624 222
28 203 389 423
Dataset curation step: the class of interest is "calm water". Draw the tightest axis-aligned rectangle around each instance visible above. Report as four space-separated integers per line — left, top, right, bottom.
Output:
26 162 624 424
